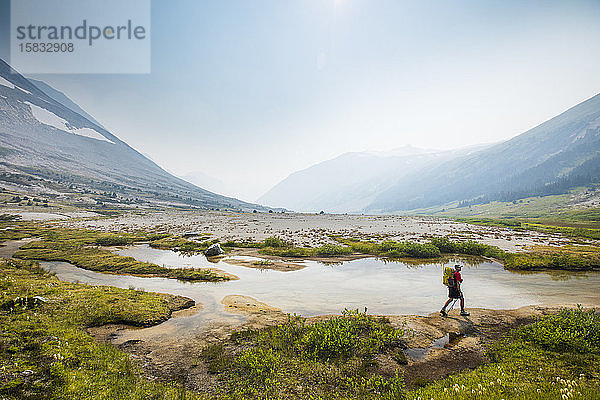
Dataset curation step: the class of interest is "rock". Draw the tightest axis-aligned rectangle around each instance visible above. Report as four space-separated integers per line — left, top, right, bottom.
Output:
204 243 224 257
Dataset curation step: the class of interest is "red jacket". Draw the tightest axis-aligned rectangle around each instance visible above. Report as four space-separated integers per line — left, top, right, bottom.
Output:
454 271 463 287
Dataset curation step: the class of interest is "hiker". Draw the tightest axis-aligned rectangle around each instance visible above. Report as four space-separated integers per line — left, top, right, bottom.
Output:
441 264 470 317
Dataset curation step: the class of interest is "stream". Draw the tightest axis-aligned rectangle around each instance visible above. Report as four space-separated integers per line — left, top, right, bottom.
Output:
39 244 600 341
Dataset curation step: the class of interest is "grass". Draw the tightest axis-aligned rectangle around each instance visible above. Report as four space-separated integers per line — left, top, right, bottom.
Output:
502 245 600 271
1 224 229 282
455 217 600 241
0 258 205 400
2 256 599 400
202 309 405 399
0 222 46 242
409 306 600 400
522 223 600 241
411 188 600 223
252 260 274 267
222 236 354 258
335 237 505 260
225 233 599 271
198 306 600 400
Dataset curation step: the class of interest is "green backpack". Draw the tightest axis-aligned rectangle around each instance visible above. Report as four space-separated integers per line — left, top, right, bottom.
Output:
442 267 456 287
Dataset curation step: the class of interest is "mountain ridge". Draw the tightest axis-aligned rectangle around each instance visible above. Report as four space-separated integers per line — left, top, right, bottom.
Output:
0 59 274 212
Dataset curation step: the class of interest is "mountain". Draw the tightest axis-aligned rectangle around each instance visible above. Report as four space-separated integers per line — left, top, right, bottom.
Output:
368 94 600 212
261 94 600 214
258 145 489 213
0 59 272 212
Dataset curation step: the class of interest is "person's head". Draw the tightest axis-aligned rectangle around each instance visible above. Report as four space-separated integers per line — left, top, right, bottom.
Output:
454 264 462 271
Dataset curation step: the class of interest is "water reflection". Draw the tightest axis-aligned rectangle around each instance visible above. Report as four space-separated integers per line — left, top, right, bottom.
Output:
40 244 600 340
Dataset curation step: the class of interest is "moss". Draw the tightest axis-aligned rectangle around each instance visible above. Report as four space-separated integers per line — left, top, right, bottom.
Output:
6 225 229 282
15 245 227 282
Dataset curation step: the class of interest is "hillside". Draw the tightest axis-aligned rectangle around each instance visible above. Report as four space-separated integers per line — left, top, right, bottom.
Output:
261 94 600 214
0 59 271 212
368 94 600 212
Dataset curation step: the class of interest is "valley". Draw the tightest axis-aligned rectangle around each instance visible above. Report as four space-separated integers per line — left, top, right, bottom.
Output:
0 6 599 397
1 205 599 399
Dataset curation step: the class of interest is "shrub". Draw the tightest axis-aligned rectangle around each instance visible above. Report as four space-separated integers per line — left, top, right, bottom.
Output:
95 234 133 246
516 306 600 354
262 236 286 248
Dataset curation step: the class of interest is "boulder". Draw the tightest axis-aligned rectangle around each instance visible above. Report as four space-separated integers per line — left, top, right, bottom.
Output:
205 243 224 257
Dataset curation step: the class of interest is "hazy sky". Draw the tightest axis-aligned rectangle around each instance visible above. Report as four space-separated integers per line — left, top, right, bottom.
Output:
2 0 600 202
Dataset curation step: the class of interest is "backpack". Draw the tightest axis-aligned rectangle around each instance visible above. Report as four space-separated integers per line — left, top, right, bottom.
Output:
443 267 456 287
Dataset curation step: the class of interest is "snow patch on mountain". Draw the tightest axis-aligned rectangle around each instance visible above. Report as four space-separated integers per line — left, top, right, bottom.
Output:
27 102 114 144
0 76 15 89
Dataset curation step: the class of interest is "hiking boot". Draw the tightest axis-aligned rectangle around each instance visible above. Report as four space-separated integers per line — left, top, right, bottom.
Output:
440 309 447 317
460 310 470 316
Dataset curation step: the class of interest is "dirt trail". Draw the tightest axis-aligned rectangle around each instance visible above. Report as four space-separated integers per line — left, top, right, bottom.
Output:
88 295 571 393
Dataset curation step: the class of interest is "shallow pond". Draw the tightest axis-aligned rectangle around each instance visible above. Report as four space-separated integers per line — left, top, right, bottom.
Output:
42 244 600 339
